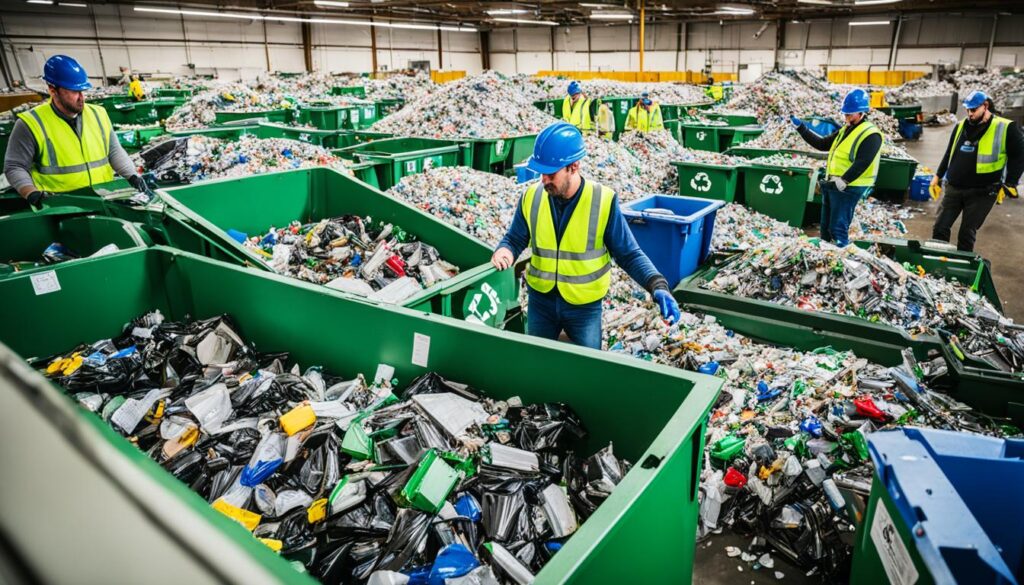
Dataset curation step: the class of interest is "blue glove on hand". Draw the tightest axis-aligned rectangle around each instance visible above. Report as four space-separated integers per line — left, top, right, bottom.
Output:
653 289 680 324
790 115 803 127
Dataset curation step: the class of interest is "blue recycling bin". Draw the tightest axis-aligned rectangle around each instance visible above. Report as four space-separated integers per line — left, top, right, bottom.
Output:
899 118 924 140
515 162 540 184
850 428 1024 585
910 174 932 201
621 194 725 287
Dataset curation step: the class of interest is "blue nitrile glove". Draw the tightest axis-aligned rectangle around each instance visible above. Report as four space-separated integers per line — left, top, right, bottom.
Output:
790 116 803 127
653 289 680 323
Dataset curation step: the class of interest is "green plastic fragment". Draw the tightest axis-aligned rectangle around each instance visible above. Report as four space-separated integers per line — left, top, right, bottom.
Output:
400 449 461 514
841 431 870 462
341 422 374 460
710 434 746 461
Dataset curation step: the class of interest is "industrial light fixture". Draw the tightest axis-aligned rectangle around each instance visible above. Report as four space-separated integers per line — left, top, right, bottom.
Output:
491 16 558 25
313 0 349 7
59 1 87 5
590 12 634 19
486 9 529 15
133 6 477 32
579 3 609 7
26 0 55 4
848 20 891 26
796 0 833 5
854 0 900 4
715 7 755 15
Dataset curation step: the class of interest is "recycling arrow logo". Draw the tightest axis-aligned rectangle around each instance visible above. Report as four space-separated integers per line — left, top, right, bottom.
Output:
690 172 713 193
696 131 708 141
760 174 784 195
464 282 503 326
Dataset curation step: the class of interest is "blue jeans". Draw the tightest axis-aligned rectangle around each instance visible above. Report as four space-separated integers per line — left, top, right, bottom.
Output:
526 288 603 349
820 184 871 247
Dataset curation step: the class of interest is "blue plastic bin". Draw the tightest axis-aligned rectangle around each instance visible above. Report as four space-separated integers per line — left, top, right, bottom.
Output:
621 194 725 287
910 174 932 201
850 428 1024 585
899 119 923 140
806 116 839 137
515 163 539 184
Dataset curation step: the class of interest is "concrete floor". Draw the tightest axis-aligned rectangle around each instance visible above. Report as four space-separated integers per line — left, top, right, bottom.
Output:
689 124 1024 584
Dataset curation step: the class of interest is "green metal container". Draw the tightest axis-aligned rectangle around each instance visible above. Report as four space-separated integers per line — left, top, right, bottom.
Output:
255 122 349 148
465 135 537 175
672 162 740 203
874 157 918 199
214 108 293 125
705 112 759 126
534 98 563 118
0 209 152 278
602 96 639 140
738 161 823 227
296 103 351 131
115 124 166 151
940 339 1024 427
681 124 721 152
347 160 383 190
0 245 720 585
674 257 945 365
106 101 160 126
158 167 520 326
168 125 261 141
725 125 764 148
875 103 922 120
869 238 1000 310
153 88 193 99
375 98 406 119
333 137 468 190
330 85 367 98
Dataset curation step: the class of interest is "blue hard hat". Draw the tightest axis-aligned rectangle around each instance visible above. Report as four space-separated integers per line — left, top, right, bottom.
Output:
527 122 587 175
642 98 653 106
42 54 91 91
641 91 650 98
841 88 870 114
567 81 582 96
962 90 989 110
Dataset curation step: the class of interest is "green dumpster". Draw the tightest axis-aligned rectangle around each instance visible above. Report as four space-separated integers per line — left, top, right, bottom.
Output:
333 137 468 190
875 103 922 121
214 108 293 125
115 124 166 151
349 130 394 144
672 161 740 202
0 245 720 585
153 88 193 99
602 96 638 140
158 167 520 325
674 258 945 365
941 338 1024 427
681 124 721 152
0 209 152 277
868 238 1000 310
874 157 918 199
330 85 366 98
465 135 536 175
705 112 759 126
296 102 350 130
106 101 160 125
168 125 261 141
85 94 131 111
255 122 348 148
724 125 764 148
348 160 383 190
738 159 823 227
534 98 563 118
375 98 406 119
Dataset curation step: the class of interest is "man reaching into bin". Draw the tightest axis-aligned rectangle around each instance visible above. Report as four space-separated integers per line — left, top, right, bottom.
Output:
490 122 680 350
791 88 882 248
4 55 149 209
928 90 1024 252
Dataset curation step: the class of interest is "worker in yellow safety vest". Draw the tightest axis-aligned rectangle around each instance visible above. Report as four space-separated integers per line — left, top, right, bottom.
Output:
490 122 680 349
625 92 664 132
3 55 150 208
128 74 146 101
561 81 615 140
928 90 1024 252
790 88 883 247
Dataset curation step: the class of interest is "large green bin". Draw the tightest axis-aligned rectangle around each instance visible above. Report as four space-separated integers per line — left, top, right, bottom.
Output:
296 103 350 131
333 137 468 190
255 122 349 148
115 124 166 151
168 125 261 141
214 108 293 125
875 103 922 120
330 85 366 98
681 124 721 152
106 101 160 125
672 161 740 202
154 88 193 99
0 245 720 584
0 209 152 277
534 98 563 118
601 96 637 140
870 238 1001 310
705 112 759 126
941 339 1024 427
724 125 764 148
738 161 823 226
674 259 944 365
874 157 918 198
158 167 520 325
375 98 406 119
465 134 536 174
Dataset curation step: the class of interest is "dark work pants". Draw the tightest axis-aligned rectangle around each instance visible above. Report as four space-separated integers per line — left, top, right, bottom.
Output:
931 183 998 252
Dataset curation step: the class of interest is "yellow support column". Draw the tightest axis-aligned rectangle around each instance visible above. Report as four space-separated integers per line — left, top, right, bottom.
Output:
638 0 645 73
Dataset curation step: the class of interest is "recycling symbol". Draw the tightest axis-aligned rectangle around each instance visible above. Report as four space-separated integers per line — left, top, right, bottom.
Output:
696 131 708 141
690 172 713 193
495 140 506 156
760 174 784 195
464 282 503 326
298 133 311 143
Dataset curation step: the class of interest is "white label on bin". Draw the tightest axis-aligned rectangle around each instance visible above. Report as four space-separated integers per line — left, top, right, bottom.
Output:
870 499 919 585
406 160 417 173
30 271 61 296
760 174 784 195
412 333 430 367
690 172 713 193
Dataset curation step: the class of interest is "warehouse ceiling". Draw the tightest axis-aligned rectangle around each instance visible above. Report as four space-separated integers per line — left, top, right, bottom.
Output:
5 0 1024 29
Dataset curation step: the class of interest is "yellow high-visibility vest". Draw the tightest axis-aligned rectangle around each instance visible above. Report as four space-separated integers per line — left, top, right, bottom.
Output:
825 120 882 187
17 102 115 193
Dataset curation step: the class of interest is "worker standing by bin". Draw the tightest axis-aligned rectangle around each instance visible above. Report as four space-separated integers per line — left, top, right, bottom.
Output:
790 88 883 247
625 92 665 132
128 74 146 102
490 122 680 349
561 81 615 140
929 90 1024 252
4 55 150 208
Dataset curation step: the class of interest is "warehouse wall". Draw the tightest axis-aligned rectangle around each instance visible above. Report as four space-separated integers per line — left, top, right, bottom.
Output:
489 13 1024 76
0 4 482 88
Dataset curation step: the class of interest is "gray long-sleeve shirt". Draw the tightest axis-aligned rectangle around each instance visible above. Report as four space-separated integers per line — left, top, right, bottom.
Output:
4 101 138 192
